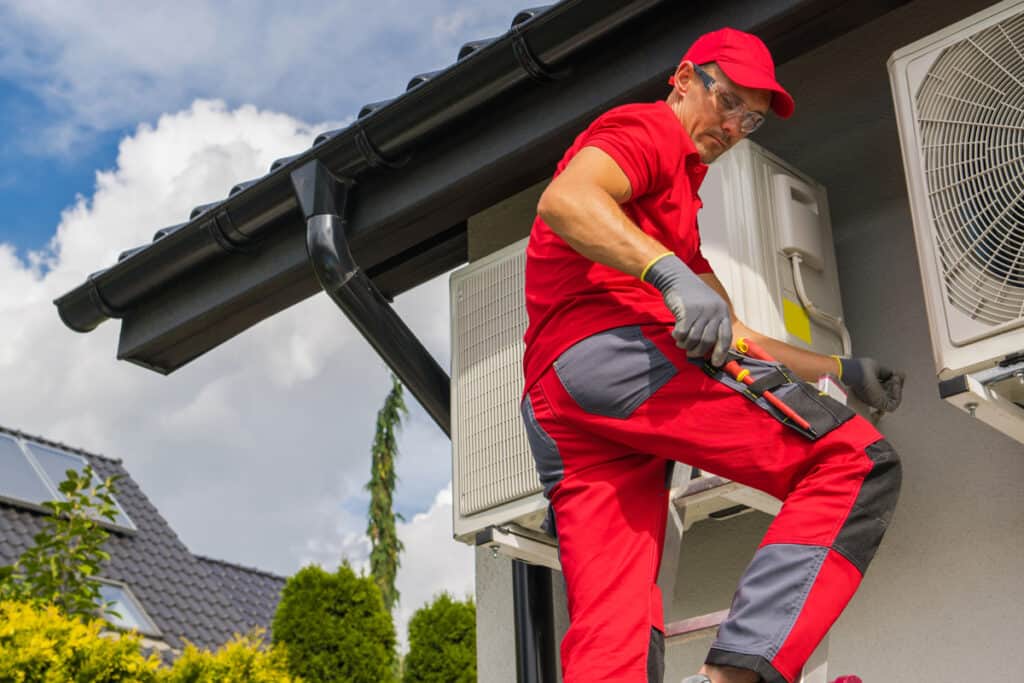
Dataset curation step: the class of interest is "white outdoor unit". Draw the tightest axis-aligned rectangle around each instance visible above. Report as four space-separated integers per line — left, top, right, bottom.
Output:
699 139 849 358
449 238 556 568
889 0 1024 444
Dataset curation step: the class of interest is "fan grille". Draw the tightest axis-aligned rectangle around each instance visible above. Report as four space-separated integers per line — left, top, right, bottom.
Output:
916 12 1024 327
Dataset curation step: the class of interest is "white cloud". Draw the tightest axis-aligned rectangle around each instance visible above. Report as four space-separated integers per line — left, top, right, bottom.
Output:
0 1 512 156
299 482 473 651
0 99 463 603
394 483 474 651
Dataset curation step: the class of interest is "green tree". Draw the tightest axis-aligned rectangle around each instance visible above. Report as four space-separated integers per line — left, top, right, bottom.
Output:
367 373 407 611
271 564 397 683
0 465 119 620
402 593 476 683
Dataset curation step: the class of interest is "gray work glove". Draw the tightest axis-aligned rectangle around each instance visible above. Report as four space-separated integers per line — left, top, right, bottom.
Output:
837 357 905 412
644 254 732 366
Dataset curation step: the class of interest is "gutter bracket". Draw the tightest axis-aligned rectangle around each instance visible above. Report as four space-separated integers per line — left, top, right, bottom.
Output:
204 211 261 255
511 25 570 83
290 159 451 437
354 123 411 170
86 274 124 320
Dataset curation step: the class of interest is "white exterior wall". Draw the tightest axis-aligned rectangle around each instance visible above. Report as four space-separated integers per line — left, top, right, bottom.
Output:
467 2 1023 680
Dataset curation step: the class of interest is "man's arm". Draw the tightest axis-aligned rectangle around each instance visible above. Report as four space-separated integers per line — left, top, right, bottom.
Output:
700 272 906 412
536 146 668 277
538 146 733 365
698 272 836 383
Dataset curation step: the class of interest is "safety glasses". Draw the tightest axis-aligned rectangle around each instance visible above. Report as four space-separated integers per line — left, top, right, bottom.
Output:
693 64 766 136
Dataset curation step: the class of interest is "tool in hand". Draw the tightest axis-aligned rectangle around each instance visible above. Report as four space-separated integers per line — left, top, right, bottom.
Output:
725 337 812 432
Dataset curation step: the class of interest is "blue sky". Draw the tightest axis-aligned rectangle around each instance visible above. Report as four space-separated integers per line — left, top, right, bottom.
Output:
0 83 127 253
0 0 520 646
0 1 511 252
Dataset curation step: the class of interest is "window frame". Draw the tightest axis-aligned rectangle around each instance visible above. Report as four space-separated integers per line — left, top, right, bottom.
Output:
96 577 163 638
0 434 137 534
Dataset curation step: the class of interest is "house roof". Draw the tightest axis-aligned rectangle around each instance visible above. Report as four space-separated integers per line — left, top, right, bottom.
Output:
53 0 910 375
0 425 286 652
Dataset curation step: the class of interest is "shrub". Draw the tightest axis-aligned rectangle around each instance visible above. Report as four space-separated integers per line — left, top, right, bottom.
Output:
0 599 161 682
272 564 397 683
402 593 476 683
0 465 120 620
160 630 299 682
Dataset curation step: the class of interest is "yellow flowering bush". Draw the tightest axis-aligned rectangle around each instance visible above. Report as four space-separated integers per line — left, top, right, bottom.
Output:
0 600 161 682
0 602 301 682
159 630 300 683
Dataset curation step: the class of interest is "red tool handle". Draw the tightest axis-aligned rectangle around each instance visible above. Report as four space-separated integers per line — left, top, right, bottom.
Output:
735 336 773 361
725 351 812 432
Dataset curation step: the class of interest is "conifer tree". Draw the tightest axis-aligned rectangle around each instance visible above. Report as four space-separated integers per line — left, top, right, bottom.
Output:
366 373 407 611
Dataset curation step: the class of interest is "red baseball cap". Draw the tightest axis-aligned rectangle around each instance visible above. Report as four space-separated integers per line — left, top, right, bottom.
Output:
669 27 794 119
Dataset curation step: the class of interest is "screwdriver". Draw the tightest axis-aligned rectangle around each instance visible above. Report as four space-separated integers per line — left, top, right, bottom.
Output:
725 338 812 432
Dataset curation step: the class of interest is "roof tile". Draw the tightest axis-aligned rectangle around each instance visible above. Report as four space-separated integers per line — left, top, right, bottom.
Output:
0 424 286 652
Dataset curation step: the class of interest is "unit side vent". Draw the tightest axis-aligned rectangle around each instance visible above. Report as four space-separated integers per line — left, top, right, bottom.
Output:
452 243 538 517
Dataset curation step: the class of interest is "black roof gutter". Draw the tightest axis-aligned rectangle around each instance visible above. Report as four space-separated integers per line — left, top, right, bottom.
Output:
54 1 659 330
53 0 910 374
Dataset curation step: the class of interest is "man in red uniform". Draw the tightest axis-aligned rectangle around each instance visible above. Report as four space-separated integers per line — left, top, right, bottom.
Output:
520 28 904 683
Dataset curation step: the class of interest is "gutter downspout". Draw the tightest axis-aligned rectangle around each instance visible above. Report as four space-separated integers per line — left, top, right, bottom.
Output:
290 159 451 436
290 159 557 682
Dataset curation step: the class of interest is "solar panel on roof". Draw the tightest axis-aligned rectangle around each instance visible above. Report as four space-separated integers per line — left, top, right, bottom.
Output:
0 434 54 505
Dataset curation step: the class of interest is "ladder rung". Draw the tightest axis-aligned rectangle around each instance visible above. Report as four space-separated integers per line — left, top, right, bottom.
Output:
664 609 730 642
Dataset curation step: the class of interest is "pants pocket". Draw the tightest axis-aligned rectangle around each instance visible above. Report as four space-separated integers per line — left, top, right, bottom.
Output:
697 354 855 440
553 326 677 419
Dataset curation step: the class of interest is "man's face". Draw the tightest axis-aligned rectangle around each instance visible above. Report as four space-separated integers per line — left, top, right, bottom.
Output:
673 63 772 164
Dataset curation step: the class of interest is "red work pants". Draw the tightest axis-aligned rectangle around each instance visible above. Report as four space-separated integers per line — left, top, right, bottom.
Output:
520 325 901 683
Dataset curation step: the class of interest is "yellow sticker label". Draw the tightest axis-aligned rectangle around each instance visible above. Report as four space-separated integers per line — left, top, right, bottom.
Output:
783 298 813 345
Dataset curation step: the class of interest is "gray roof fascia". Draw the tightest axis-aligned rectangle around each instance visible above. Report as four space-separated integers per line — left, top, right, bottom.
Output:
55 0 910 374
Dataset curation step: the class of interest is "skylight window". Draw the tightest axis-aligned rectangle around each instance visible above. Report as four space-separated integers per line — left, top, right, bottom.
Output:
0 434 53 506
0 433 136 532
98 580 161 637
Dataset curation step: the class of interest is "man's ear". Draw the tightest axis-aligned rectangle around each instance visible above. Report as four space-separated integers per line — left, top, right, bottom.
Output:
673 61 693 97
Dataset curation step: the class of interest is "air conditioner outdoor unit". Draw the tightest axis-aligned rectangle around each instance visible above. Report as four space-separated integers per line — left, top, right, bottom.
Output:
700 140 849 358
889 0 1024 444
449 238 557 568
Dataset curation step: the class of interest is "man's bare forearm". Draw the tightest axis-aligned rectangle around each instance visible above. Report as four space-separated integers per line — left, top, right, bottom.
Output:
733 323 839 383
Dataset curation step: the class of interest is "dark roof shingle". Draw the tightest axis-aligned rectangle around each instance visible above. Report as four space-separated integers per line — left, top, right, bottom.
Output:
0 425 286 651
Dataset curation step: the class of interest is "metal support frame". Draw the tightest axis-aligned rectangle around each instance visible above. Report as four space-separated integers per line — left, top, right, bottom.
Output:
513 560 558 683
291 159 451 436
290 159 555 681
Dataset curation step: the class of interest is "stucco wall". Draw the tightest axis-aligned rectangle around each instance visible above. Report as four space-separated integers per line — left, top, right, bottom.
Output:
762 1 1024 680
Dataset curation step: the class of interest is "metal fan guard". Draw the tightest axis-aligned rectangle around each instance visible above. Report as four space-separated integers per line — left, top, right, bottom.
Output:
916 12 1024 327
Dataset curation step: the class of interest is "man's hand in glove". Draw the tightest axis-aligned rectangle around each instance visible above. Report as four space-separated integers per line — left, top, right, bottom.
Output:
836 357 906 412
643 253 732 367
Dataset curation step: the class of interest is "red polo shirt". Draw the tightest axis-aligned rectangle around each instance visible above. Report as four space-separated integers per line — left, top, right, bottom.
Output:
522 101 714 392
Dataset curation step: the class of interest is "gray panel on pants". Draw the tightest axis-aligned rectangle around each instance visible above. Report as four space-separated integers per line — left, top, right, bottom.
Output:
554 326 677 419
647 626 665 683
713 543 829 659
521 394 563 497
832 439 902 574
